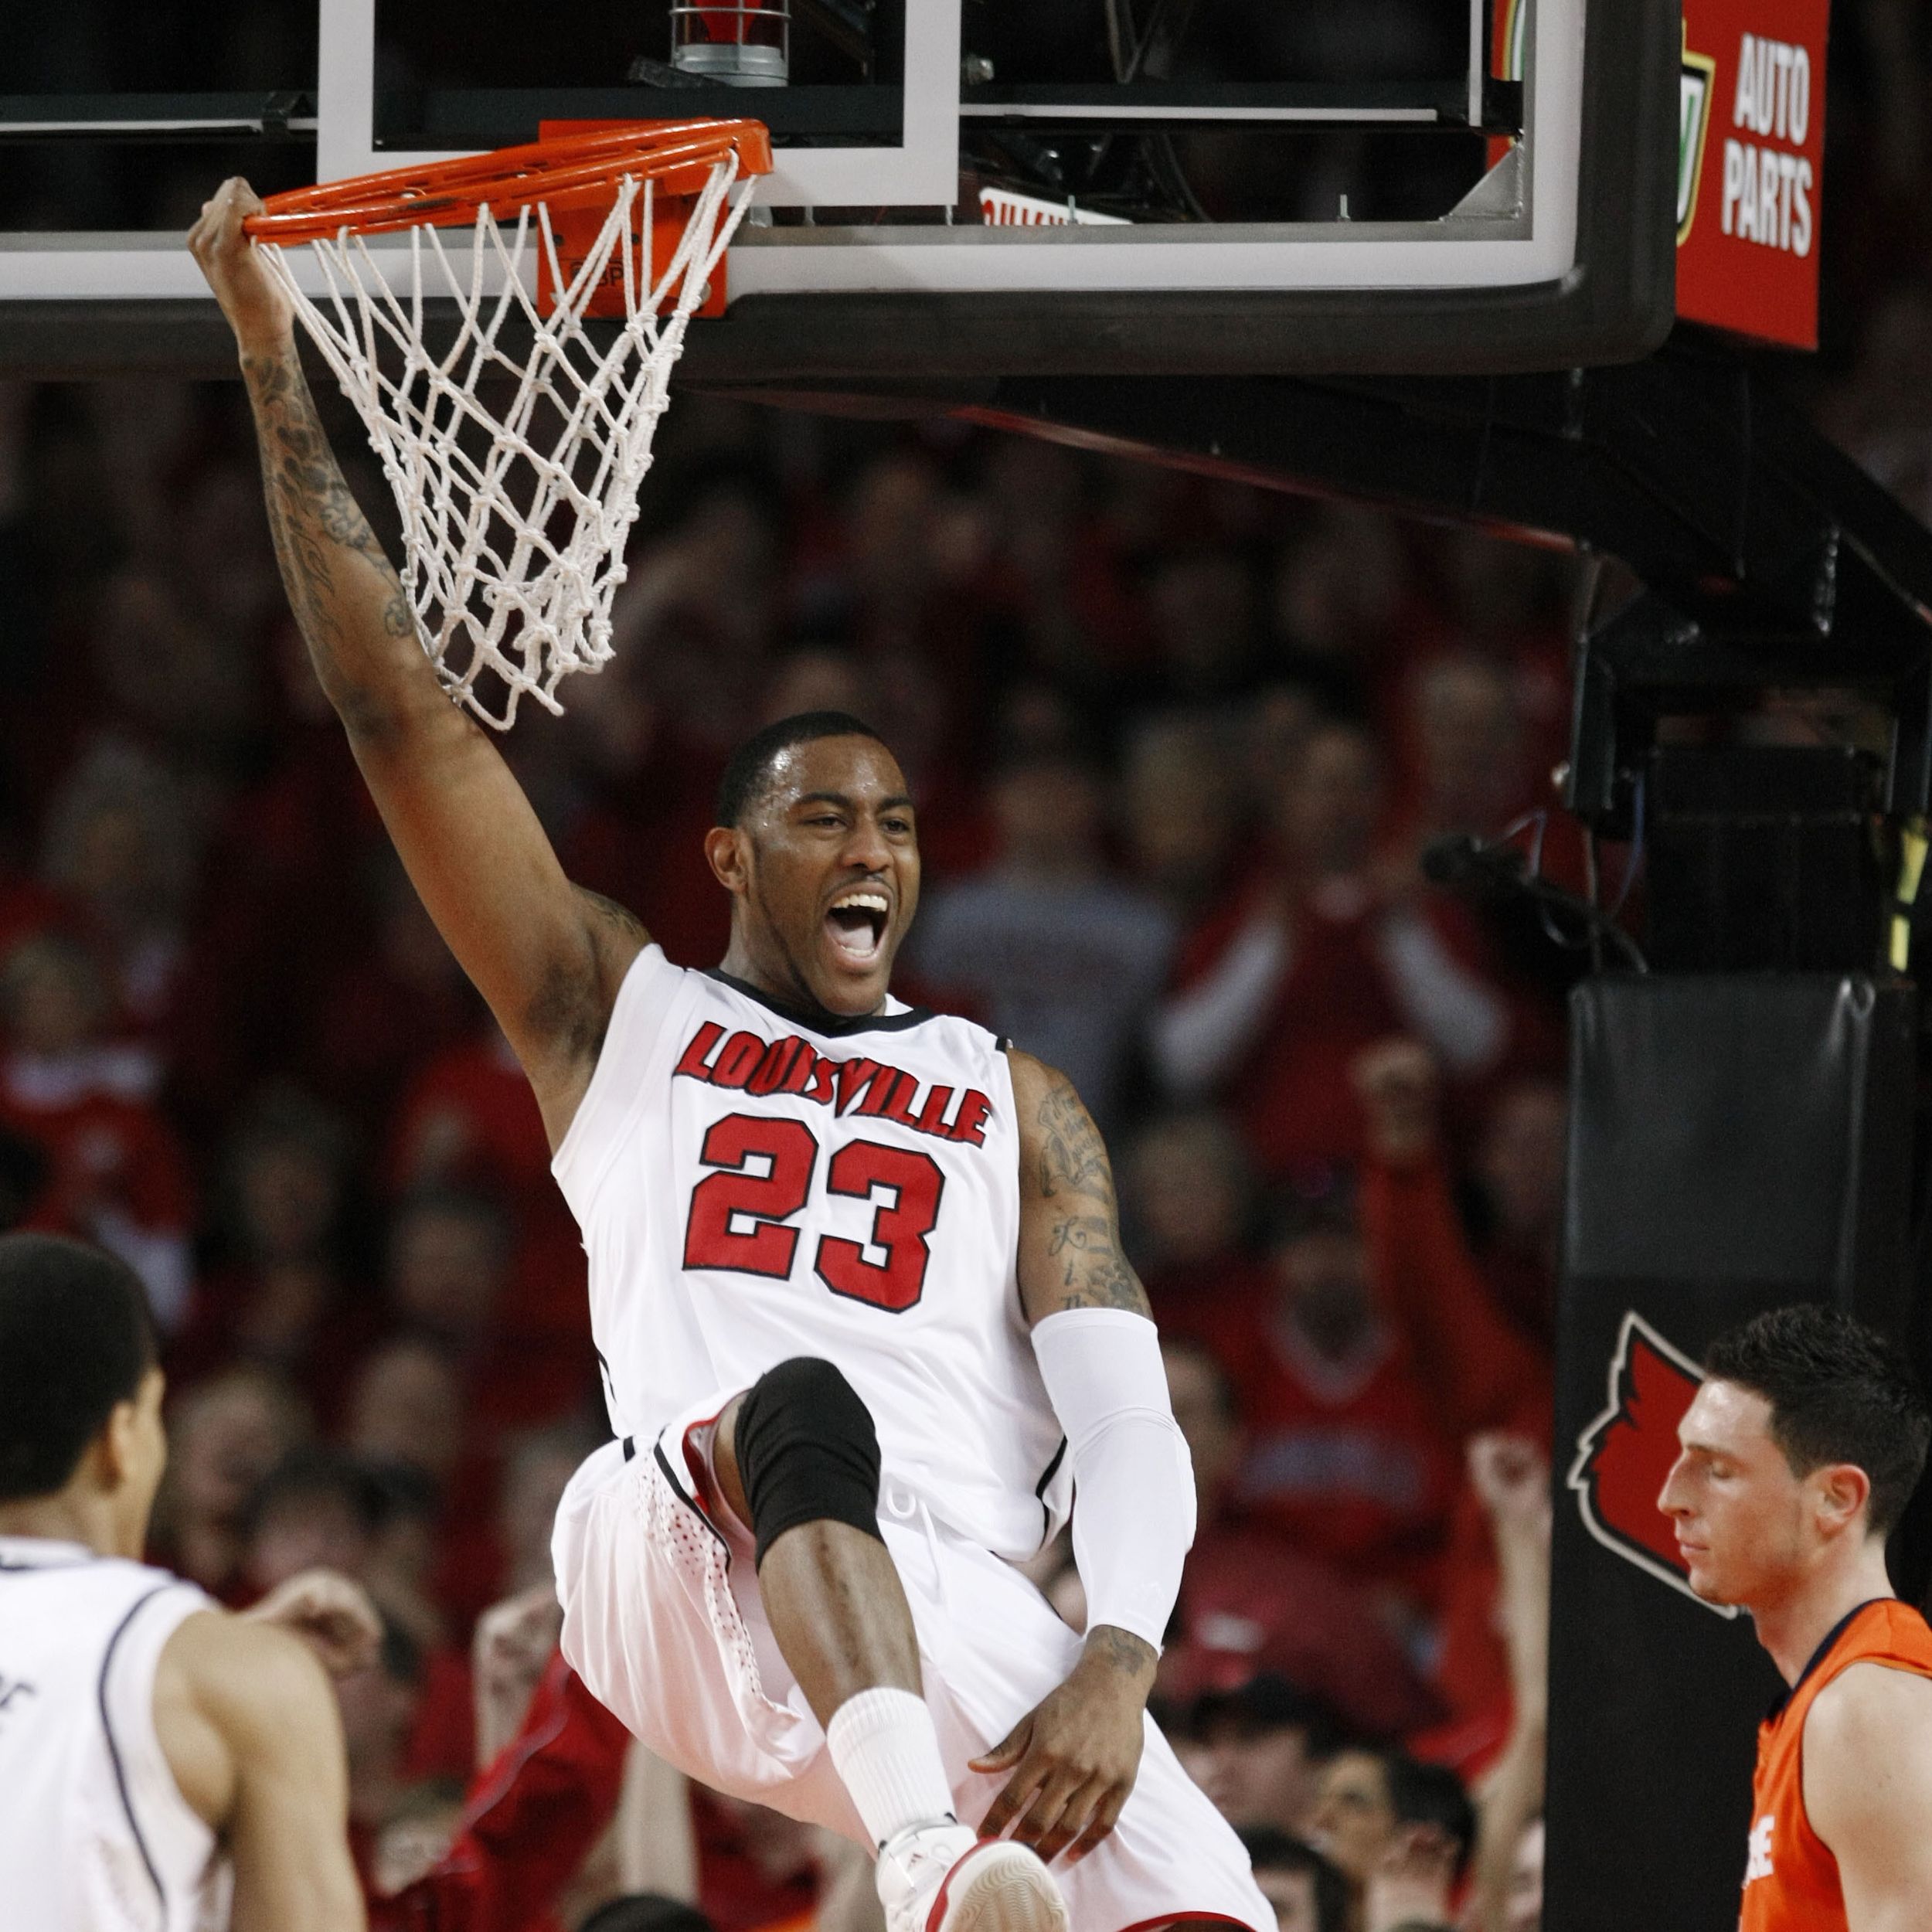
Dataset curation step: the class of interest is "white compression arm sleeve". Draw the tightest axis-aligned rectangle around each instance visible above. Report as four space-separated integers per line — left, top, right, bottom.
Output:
1030 1308 1196 1653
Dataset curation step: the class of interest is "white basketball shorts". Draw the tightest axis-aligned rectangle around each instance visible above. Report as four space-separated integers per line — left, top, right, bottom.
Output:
553 1392 1272 1932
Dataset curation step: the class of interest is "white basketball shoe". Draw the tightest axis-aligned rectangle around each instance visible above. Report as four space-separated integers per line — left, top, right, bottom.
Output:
876 1822 1070 1932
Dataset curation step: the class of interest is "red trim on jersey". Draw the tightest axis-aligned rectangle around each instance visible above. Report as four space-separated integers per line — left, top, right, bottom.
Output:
681 1401 737 1532
1111 1916 1257 1931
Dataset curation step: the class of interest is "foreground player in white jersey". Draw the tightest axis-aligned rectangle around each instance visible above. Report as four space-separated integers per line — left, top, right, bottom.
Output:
192 176 1270 1932
0 1233 366 1932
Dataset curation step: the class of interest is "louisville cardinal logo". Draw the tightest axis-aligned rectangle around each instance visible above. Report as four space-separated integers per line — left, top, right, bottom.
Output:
1566 1311 1738 1617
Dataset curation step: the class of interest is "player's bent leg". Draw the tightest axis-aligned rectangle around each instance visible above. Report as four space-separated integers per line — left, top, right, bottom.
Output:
716 1357 1066 1931
716 1355 920 1713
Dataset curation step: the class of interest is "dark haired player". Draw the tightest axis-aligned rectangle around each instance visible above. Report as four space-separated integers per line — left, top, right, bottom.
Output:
0 1233 366 1932
190 182 1270 1932
1660 1304 1932 1931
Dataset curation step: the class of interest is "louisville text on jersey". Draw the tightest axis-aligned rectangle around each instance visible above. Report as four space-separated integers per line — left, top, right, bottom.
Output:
674 1022 993 1147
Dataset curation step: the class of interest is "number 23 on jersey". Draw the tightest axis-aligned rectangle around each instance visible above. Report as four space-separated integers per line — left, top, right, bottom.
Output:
682 1113 944 1314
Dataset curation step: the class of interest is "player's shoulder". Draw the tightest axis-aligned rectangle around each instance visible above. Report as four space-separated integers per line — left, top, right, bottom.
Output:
159 1603 332 1728
1803 1651 1932 1857
1003 1046 1088 1121
1805 1652 1932 1767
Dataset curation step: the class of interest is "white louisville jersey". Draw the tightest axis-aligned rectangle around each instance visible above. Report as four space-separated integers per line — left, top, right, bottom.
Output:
0 1538 226 1932
553 946 1071 1563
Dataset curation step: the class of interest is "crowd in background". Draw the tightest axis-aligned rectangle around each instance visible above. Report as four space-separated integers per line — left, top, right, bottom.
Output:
5 2 1932 1929
0 366 1581 1932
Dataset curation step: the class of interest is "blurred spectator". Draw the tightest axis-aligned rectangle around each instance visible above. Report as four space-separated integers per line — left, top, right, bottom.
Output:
383 1185 589 1433
1126 1112 1268 1328
149 1363 310 1600
1179 1672 1347 1838
1187 1186 1462 1604
1160 1333 1443 1743
388 1024 588 1349
1461 1437 1551 1932
85 566 260 777
1386 655 1527 870
40 737 199 1064
912 750 1174 1128
1468 1077 1567 1348
306 855 479 1133
1236 1828 1349 1932
1350 1039 1553 1750
169 1084 376 1415
1309 1749 1475 1931
691 1789 829 1932
1145 547 1261 700
1121 713 1240 915
338 1611 435 1889
244 1447 389 1597
386 1634 632 1932
1151 721 1515 1169
387 1188 510 1349
498 1424 603 1597
245 1446 478 1786
0 930 194 1324
345 1335 468 1493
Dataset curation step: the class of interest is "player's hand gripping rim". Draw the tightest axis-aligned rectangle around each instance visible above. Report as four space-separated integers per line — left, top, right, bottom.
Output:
969 1624 1156 1865
188 175 296 355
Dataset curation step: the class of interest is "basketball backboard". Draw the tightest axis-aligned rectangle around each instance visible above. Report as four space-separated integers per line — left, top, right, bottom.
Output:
0 0 1678 381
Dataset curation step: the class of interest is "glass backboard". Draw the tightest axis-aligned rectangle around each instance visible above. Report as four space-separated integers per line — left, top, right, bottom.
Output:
0 0 1679 378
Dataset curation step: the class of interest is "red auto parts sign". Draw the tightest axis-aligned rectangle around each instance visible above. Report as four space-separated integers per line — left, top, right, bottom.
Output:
1675 0 1830 348
1495 0 1828 349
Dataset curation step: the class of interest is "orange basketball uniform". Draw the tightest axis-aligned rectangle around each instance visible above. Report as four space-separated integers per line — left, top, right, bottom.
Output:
1738 1597 1932 1930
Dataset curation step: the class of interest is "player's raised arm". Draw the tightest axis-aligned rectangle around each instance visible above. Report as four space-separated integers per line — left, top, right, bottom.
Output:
189 178 644 1145
973 1051 1195 1863
1803 1659 1932 1932
155 1611 366 1932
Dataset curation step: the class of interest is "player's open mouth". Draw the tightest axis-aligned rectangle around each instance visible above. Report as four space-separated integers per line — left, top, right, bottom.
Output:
825 889 889 968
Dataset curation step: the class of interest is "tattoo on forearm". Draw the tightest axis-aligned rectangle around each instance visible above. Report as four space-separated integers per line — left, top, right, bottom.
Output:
242 344 419 699
1084 1625 1157 1675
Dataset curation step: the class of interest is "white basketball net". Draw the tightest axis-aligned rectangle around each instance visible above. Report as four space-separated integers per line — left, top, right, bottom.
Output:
256 156 753 729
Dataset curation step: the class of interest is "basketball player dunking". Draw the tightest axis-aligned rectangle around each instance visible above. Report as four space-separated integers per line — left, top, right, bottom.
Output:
1660 1305 1932 1930
191 180 1271 1932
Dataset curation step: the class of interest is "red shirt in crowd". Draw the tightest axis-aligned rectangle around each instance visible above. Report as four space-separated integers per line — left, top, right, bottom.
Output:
387 1651 630 1932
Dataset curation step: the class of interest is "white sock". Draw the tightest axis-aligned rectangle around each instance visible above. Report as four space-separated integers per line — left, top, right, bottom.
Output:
825 1686 958 1848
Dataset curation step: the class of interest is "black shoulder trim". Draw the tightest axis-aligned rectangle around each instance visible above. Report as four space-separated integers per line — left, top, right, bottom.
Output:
100 1583 173 1920
700 969 937 1037
1765 1597 1889 1721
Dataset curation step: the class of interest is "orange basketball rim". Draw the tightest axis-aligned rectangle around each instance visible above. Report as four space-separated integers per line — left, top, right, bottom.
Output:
243 121 774 245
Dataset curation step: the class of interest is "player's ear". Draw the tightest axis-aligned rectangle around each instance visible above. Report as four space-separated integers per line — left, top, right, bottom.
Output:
705 824 751 897
94 1395 141 1490
1813 1461 1872 1537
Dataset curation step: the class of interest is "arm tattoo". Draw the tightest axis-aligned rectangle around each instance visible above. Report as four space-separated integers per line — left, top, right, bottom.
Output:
1031 1073 1151 1317
576 887 647 946
241 342 421 719
1034 1083 1114 1202
1083 1625 1158 1675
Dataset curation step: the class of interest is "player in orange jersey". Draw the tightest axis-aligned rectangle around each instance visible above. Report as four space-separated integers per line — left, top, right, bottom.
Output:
1659 1304 1932 1931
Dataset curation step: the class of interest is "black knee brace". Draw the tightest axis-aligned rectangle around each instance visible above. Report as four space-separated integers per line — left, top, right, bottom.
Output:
733 1356 883 1569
